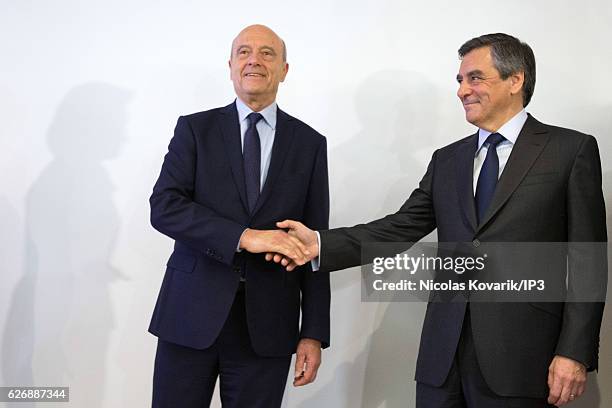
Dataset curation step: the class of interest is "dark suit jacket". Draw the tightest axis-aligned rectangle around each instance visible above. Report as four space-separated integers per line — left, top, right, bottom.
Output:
149 101 331 357
320 114 606 397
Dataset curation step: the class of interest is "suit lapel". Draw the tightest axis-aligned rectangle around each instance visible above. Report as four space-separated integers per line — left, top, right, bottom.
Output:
476 115 550 231
252 107 295 216
455 133 479 232
218 102 249 213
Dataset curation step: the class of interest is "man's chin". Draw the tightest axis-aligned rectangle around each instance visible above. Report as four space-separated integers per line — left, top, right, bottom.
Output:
464 110 481 126
238 89 265 100
242 84 264 92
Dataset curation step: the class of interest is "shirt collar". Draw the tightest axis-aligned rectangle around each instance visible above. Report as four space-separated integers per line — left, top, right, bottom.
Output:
235 97 277 130
477 109 528 151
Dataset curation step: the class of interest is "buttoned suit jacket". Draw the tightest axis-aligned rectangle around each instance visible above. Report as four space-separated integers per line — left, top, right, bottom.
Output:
149 101 331 356
319 114 606 397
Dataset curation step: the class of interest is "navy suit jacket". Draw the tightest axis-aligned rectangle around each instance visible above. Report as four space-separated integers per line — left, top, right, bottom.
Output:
149 101 331 357
319 115 606 397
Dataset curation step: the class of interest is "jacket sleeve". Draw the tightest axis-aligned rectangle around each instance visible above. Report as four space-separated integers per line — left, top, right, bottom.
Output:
149 116 246 266
319 151 438 273
555 135 607 370
299 137 331 348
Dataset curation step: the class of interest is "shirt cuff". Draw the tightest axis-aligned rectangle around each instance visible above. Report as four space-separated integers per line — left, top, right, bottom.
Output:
310 231 321 271
236 229 248 252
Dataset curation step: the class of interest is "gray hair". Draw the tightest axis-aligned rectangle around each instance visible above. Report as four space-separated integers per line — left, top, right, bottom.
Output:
458 33 536 107
280 39 287 62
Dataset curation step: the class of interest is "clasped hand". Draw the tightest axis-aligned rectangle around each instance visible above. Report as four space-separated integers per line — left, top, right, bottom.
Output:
238 220 317 271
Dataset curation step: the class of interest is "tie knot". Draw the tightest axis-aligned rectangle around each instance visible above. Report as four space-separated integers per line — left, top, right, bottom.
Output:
486 132 506 147
247 112 263 127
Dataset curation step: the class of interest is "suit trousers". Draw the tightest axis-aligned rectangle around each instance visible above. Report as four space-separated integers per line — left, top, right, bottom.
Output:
152 285 292 408
416 306 554 408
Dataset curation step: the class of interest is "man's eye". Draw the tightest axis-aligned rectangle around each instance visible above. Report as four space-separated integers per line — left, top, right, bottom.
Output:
471 76 483 82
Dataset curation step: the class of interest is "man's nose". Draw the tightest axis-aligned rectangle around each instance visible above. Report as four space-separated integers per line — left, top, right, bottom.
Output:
246 52 261 65
457 81 471 100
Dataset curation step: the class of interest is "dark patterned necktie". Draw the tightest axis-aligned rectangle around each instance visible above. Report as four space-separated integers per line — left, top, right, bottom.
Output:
244 112 263 213
475 132 506 223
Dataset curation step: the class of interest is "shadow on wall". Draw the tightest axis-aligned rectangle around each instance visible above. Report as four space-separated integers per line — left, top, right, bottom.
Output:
571 166 612 408
295 346 370 408
559 105 612 408
329 69 442 292
1 82 130 407
358 71 441 408
571 169 612 408
359 302 426 407
0 196 33 408
297 71 442 407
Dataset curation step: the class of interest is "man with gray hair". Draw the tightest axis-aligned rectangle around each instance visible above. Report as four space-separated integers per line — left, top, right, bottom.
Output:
273 33 606 407
149 24 330 407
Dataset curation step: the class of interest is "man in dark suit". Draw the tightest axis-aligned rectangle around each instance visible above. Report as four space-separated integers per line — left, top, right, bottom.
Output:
148 24 330 408
272 33 606 407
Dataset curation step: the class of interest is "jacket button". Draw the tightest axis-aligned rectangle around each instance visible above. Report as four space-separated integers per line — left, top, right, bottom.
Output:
472 239 481 247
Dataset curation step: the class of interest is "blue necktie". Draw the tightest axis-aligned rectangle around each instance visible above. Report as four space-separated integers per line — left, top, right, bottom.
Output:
244 112 263 213
475 133 506 223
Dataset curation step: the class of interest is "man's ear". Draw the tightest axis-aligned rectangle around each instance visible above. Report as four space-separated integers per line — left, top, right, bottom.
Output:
510 71 524 96
280 63 289 83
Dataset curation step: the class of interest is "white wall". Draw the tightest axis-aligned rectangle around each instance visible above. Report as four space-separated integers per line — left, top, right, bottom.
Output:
1 1 611 407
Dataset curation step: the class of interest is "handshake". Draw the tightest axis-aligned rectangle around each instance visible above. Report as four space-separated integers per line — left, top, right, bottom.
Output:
238 220 318 271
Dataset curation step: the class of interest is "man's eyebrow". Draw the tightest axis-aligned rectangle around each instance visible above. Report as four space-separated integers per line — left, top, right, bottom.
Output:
457 70 486 81
235 45 252 52
466 70 485 77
